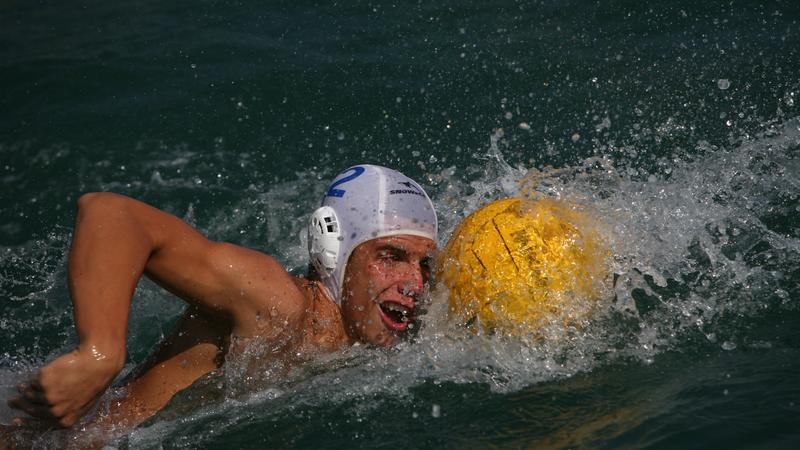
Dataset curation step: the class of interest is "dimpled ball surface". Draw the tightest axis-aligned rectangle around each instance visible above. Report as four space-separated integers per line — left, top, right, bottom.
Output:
437 197 610 334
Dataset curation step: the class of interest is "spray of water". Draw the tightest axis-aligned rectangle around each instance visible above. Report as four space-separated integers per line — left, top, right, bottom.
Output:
105 117 796 448
1 118 798 447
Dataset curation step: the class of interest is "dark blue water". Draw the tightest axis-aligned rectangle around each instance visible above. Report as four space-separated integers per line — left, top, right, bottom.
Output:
2 0 799 448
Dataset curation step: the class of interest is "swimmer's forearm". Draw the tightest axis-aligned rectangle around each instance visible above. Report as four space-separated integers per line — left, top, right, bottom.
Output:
68 192 155 364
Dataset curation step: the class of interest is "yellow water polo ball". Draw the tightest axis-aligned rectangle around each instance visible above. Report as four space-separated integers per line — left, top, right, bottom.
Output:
436 197 610 334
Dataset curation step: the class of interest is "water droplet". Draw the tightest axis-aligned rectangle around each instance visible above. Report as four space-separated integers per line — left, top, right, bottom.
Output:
431 404 441 418
721 341 737 351
717 79 731 90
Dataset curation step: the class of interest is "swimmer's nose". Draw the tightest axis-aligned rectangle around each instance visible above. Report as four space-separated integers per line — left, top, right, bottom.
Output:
398 266 425 299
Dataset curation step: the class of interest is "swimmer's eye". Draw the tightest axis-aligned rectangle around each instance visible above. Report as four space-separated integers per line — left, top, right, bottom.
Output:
377 248 404 262
420 257 433 280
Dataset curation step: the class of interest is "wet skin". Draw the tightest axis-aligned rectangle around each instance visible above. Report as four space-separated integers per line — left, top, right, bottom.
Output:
340 235 436 348
5 192 437 438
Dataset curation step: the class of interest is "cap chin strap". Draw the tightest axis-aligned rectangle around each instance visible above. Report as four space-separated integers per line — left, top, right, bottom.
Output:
308 206 342 302
313 280 337 306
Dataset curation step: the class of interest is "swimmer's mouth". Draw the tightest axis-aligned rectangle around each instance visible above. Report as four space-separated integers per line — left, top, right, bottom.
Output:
379 301 414 331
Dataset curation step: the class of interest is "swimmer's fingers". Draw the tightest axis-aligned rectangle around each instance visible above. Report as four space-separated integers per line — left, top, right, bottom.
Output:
25 377 44 391
7 380 66 422
7 394 56 421
26 377 46 394
15 382 50 405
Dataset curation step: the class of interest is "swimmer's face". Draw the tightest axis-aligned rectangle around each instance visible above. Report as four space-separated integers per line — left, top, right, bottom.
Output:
340 235 436 348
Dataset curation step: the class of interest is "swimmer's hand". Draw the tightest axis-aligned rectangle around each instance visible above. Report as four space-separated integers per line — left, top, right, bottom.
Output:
7 346 124 427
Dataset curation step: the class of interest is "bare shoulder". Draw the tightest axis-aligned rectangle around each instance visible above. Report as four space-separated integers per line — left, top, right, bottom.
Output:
76 191 313 337
75 192 312 336
200 242 311 336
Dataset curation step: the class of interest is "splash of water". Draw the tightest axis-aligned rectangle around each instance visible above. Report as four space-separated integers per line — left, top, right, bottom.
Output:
2 118 798 447
114 118 798 450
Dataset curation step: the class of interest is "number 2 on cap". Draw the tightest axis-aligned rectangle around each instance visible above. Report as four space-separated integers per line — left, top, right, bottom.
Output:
326 166 365 198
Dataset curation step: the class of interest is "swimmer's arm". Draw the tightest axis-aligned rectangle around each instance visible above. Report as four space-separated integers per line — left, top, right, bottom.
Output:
9 192 305 427
4 310 227 449
77 309 227 447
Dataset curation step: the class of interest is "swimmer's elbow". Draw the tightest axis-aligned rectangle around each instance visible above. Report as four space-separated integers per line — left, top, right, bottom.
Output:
76 192 156 244
77 191 130 213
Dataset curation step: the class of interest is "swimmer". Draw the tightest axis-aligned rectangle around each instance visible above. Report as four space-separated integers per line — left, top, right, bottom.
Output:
4 165 437 440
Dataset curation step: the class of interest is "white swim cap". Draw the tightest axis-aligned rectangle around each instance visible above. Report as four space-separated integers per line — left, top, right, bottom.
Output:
308 164 438 303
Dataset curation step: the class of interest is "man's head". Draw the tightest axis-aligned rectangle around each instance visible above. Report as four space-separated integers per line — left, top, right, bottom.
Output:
308 165 438 346
340 234 436 347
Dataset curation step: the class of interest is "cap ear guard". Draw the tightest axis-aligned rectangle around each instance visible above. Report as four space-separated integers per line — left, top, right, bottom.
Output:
308 206 341 274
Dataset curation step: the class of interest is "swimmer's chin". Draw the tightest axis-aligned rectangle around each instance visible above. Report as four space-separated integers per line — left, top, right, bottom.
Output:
373 333 396 348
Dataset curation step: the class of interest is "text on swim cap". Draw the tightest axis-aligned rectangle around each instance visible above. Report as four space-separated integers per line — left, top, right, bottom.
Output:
326 166 365 198
390 181 424 196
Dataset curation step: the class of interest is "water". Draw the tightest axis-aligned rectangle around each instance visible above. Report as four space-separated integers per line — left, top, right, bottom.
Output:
2 0 799 448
